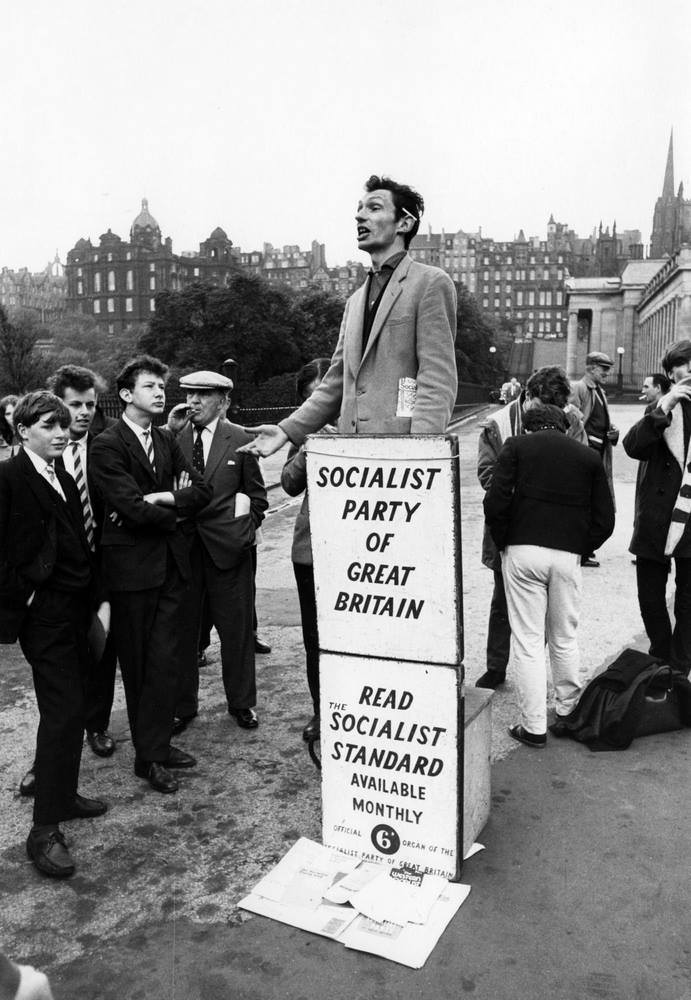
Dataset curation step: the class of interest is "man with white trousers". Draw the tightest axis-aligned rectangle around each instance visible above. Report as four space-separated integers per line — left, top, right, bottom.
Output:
483 405 615 746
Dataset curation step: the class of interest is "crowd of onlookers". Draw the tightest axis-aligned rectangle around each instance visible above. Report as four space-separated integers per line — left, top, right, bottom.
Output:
476 345 691 748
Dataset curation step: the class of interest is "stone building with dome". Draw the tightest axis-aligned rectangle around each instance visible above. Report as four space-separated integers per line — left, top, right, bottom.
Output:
65 199 241 332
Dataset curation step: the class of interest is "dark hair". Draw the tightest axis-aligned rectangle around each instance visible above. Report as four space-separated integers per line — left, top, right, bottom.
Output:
0 394 18 446
648 372 671 394
13 390 71 431
526 366 571 408
364 175 424 249
523 403 568 434
661 339 691 376
116 355 169 405
296 358 331 403
47 364 99 399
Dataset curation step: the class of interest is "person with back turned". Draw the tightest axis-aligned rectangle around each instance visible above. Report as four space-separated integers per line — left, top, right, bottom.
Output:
484 405 615 748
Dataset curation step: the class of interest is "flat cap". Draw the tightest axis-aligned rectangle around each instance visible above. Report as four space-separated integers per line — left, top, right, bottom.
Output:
179 370 233 391
586 351 614 368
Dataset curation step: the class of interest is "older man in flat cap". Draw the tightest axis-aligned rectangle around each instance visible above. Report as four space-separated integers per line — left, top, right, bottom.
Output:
168 372 268 731
569 351 619 566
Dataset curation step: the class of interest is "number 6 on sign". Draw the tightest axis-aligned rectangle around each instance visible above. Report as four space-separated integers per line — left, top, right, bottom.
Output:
371 824 400 855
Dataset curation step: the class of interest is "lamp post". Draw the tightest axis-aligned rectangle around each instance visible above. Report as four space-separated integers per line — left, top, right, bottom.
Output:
222 357 239 419
489 345 497 375
616 346 625 396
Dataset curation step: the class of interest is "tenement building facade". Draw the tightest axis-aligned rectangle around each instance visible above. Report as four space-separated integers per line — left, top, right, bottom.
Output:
409 218 643 347
0 255 67 322
65 200 365 332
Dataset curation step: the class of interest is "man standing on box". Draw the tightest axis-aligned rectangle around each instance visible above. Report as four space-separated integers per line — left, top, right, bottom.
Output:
89 356 211 794
167 371 267 731
237 174 458 458
0 392 108 878
623 339 691 676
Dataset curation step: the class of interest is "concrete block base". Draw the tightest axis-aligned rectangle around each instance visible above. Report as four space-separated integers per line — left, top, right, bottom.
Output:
463 687 493 857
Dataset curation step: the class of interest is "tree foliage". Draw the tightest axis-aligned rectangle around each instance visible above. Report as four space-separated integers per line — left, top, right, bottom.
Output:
455 284 508 385
44 315 143 386
140 275 344 399
0 307 52 394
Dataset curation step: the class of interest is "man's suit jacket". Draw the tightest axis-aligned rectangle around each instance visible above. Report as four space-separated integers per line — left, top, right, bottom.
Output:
483 430 615 558
0 449 94 642
89 419 211 591
279 255 458 444
569 373 616 496
179 419 268 570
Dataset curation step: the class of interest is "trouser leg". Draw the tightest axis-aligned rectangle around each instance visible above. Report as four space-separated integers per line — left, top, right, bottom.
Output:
84 632 118 733
110 587 158 748
502 545 549 734
486 569 511 674
20 589 90 826
636 557 672 661
176 538 204 720
207 549 256 710
293 561 320 714
545 550 583 717
671 557 691 675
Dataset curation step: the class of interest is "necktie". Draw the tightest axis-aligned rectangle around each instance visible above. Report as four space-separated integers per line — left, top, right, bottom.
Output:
142 429 156 473
71 442 95 551
192 428 205 474
44 463 65 501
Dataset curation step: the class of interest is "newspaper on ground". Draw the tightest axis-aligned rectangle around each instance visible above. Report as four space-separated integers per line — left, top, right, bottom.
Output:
238 837 474 968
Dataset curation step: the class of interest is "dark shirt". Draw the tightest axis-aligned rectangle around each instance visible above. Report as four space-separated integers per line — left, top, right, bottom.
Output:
362 251 407 354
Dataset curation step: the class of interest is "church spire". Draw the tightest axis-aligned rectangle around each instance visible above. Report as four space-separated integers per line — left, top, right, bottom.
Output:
662 129 674 199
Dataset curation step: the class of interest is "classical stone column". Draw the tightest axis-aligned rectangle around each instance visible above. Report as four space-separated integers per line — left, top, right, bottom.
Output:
565 310 579 380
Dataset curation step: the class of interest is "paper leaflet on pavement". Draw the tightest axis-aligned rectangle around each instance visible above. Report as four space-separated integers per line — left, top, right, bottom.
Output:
238 837 474 968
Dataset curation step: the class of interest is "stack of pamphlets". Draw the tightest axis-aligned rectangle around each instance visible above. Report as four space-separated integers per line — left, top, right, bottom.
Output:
239 837 477 968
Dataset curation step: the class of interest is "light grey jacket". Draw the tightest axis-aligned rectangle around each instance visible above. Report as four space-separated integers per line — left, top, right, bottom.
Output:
279 255 458 444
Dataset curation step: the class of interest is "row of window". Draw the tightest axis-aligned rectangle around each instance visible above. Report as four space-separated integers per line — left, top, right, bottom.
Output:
481 290 563 307
482 268 564 282
482 254 564 266
93 298 156 314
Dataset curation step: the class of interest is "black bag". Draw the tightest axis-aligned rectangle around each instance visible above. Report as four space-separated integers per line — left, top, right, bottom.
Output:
559 649 691 751
636 665 685 738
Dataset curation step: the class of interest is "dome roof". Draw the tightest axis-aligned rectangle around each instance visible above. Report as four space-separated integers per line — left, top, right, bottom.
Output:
132 198 160 233
208 226 229 241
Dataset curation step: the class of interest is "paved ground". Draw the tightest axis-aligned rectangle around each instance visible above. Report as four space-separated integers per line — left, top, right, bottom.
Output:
1 403 689 999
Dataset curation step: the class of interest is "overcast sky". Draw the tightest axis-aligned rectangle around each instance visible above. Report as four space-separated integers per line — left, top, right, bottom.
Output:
2 0 690 272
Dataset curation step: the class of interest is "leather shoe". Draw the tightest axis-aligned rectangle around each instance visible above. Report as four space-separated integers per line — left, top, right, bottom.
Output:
27 827 75 878
254 636 272 654
171 713 197 736
64 793 108 820
581 557 600 568
302 714 320 741
86 730 116 757
475 671 506 689
134 760 179 793
229 707 259 729
19 766 36 797
165 746 197 769
508 724 546 748
548 718 570 739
